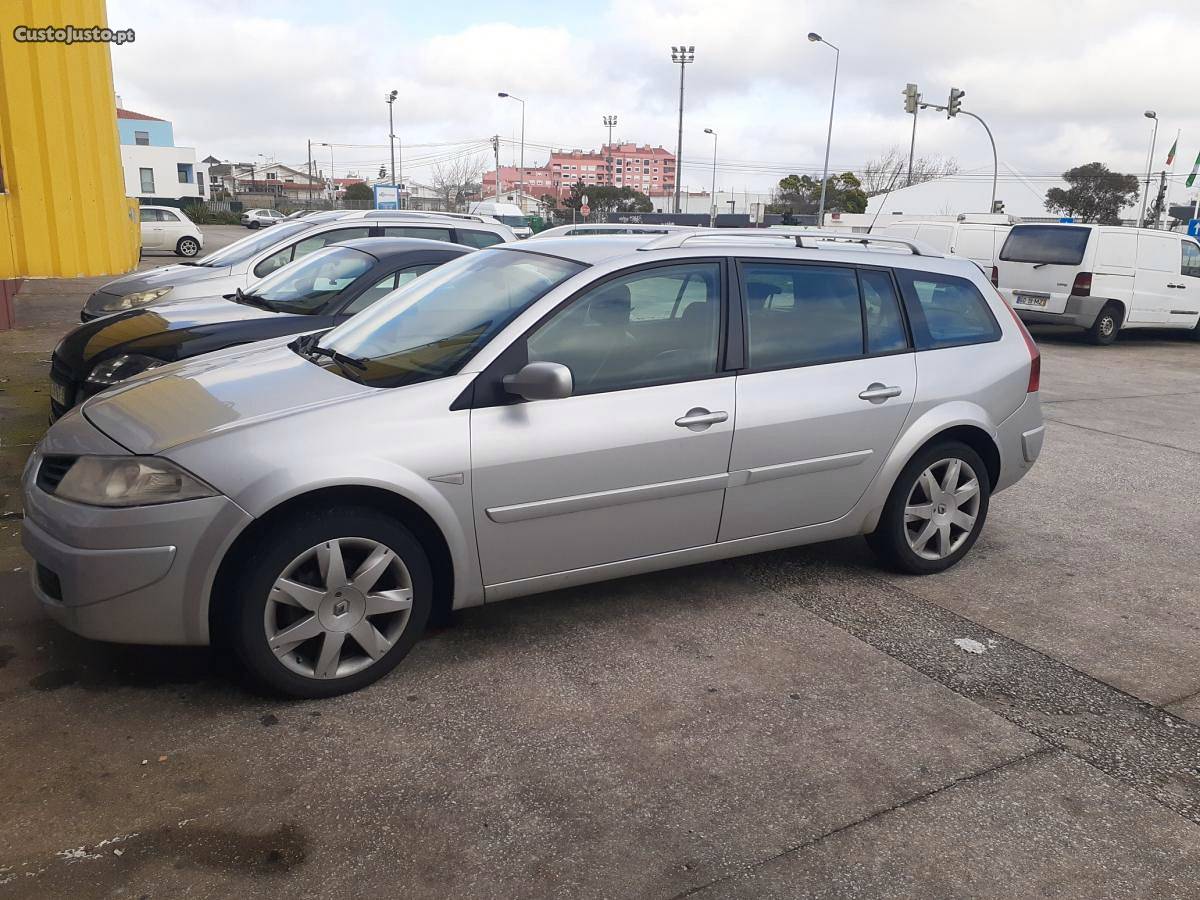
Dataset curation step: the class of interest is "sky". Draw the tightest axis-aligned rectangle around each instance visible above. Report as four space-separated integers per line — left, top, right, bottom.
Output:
107 0 1200 206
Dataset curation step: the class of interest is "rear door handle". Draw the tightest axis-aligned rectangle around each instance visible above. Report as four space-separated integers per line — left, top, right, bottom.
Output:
675 407 729 431
1168 283 1187 289
859 383 903 403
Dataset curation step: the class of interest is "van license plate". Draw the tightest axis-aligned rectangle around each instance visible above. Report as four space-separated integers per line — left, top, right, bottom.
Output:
1014 294 1049 308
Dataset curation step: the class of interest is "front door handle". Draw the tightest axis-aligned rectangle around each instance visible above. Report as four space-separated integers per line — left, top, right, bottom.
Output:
675 407 729 431
858 383 903 403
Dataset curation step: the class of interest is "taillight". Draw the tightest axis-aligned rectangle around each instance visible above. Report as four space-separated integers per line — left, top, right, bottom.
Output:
1070 272 1092 297
990 265 999 287
996 287 1041 392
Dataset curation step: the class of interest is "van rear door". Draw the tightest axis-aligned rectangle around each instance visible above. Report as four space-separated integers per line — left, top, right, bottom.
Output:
996 225 1092 314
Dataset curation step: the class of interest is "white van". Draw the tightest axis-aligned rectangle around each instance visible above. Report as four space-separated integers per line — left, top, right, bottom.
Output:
876 219 1011 280
997 224 1200 344
468 201 532 238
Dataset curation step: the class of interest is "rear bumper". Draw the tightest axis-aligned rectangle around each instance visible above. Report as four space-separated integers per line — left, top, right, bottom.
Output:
21 462 253 645
1015 295 1108 329
994 393 1045 493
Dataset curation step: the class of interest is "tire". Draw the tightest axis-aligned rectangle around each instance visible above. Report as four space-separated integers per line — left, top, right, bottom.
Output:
1087 302 1122 345
866 440 991 575
226 507 432 698
176 236 200 257
249 221 261 229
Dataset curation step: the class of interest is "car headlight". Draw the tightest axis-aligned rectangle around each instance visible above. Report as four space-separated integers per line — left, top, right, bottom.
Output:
99 287 173 312
54 456 217 507
87 354 166 386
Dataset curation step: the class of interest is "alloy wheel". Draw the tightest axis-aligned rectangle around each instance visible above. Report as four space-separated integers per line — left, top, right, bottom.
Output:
264 537 413 680
903 458 981 561
179 238 199 256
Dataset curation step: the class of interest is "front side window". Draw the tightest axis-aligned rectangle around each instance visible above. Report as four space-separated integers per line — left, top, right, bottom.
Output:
255 228 371 278
139 167 155 193
1183 241 1200 279
194 221 309 268
528 262 722 394
894 269 1000 350
458 229 505 248
247 246 374 314
317 250 583 387
342 265 438 315
743 263 862 369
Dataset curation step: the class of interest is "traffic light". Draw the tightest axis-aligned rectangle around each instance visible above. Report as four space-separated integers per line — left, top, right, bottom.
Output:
903 83 919 115
948 87 965 118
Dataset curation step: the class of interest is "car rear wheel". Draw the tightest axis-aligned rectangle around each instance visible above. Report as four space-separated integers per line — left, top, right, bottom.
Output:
1087 302 1121 345
176 236 200 257
228 508 432 698
866 441 991 575
249 221 260 229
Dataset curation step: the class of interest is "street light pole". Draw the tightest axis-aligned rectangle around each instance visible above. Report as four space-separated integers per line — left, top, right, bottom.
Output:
386 90 398 208
1139 110 1159 228
703 127 718 227
671 45 695 215
809 32 839 227
498 92 525 210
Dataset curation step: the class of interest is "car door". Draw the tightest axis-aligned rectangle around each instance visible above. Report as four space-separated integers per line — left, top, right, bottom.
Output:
157 208 183 245
139 209 164 249
470 260 736 587
1131 233 1180 324
718 261 916 542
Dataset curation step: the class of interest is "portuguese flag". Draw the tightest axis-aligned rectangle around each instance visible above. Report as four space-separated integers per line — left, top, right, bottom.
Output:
1166 136 1178 166
1189 149 1200 189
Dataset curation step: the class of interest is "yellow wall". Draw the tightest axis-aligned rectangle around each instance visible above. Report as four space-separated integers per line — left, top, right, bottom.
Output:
0 0 139 279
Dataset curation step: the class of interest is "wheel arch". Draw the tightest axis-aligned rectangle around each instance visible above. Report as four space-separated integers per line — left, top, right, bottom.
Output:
209 484 458 645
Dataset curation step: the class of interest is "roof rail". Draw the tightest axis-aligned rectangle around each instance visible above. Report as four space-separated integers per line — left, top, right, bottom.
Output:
637 228 939 256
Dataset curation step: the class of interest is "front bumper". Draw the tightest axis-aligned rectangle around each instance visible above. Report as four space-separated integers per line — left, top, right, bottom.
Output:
20 451 253 645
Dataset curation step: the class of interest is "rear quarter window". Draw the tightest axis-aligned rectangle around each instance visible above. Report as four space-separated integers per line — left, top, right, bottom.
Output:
1000 226 1091 266
894 269 1001 350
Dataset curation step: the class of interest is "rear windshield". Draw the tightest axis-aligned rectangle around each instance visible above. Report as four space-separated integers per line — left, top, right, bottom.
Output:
999 226 1090 266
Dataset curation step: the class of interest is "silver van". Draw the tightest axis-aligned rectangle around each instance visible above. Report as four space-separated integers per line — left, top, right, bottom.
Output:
23 231 1044 697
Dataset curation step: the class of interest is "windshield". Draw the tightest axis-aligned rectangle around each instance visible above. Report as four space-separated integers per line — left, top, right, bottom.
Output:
192 221 310 267
999 226 1091 266
313 249 584 387
496 215 530 229
246 246 374 314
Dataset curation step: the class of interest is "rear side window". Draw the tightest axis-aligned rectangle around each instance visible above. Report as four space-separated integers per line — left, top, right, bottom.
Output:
456 229 504 248
999 226 1090 266
382 226 453 243
860 270 908 354
742 263 863 369
895 270 1000 350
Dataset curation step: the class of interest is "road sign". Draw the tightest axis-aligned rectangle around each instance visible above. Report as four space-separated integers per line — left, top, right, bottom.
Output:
580 194 589 206
1059 217 1074 224
580 204 591 217
1189 219 1200 237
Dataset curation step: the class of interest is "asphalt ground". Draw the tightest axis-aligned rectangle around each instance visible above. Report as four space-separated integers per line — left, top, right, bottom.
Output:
1 227 1199 898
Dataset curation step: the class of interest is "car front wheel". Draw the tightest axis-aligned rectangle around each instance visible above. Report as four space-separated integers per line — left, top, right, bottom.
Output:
866 441 991 575
228 508 432 698
176 236 200 257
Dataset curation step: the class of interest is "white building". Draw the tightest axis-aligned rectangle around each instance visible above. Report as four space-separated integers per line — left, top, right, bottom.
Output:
116 106 208 202
668 189 775 217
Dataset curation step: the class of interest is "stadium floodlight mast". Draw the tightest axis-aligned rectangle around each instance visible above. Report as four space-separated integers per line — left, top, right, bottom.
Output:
498 92 526 208
808 32 839 226
671 45 695 214
603 115 618 183
1139 110 1159 227
703 127 718 227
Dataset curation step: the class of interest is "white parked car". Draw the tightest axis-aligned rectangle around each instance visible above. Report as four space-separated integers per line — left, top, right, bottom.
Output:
139 205 204 258
532 223 693 238
241 208 286 229
876 219 1012 284
997 223 1200 344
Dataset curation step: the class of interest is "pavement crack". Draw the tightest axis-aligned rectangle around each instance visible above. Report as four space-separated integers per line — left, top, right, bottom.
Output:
670 747 1056 899
1042 416 1200 457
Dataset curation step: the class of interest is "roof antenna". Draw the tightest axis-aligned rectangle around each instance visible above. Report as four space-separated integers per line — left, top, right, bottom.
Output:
867 166 904 233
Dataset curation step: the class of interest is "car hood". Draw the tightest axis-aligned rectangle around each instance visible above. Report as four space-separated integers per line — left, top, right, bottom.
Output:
57 296 291 369
94 262 234 297
81 342 374 454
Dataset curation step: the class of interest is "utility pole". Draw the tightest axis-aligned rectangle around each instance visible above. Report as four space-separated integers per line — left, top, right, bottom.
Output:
1154 170 1168 229
671 45 695 214
492 135 501 201
1139 111 1158 228
307 139 313 211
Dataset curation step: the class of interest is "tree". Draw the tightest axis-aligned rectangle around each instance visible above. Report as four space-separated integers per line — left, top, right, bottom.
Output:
1044 162 1139 224
431 153 486 211
343 182 373 206
561 182 653 216
860 146 959 196
767 172 867 216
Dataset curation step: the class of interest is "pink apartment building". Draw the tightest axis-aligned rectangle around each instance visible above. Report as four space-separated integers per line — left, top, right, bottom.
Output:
482 143 676 201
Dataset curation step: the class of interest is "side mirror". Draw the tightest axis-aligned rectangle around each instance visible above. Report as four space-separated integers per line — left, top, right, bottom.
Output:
502 361 573 401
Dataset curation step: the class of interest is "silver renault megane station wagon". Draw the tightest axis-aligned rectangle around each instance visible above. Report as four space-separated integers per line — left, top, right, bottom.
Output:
22 230 1045 697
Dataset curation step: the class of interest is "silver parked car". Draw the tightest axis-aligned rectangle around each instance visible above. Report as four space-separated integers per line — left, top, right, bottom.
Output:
22 231 1045 697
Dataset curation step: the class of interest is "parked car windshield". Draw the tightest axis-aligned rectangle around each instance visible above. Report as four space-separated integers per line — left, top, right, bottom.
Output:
244 246 375 314
999 226 1091 266
313 249 584 386
190 221 310 267
495 215 529 229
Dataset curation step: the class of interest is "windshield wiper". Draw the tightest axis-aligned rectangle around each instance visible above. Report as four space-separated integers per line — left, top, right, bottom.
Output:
232 287 276 310
293 333 367 375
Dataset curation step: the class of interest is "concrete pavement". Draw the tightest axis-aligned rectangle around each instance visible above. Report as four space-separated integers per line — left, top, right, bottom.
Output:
1 231 1199 897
